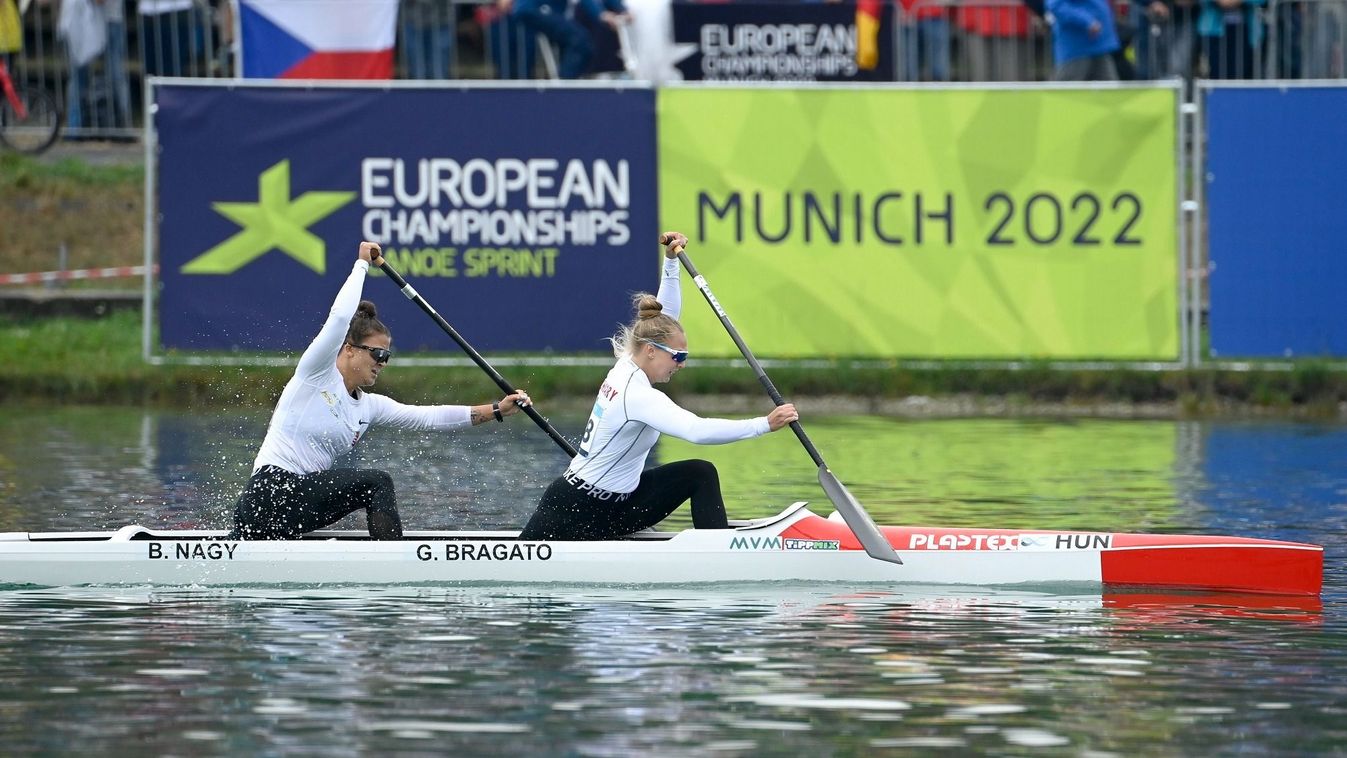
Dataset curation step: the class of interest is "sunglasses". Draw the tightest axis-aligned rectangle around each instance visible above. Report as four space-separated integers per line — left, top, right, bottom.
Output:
645 340 688 363
349 343 392 364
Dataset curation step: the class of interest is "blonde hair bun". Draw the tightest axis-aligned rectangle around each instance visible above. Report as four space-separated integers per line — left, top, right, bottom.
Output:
634 294 663 321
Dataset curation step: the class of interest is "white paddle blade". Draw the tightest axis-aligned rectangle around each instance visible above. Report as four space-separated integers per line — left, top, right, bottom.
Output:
818 467 903 565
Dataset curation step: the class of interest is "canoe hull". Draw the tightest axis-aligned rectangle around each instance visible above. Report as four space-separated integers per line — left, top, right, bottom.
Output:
0 504 1323 595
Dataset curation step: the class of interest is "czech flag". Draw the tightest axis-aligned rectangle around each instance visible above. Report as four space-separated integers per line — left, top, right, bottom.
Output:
239 0 399 79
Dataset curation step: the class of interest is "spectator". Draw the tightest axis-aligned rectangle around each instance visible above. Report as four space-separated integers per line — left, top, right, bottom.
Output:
210 0 232 75
498 0 628 79
138 0 198 77
1174 0 1201 77
899 0 951 81
1124 0 1200 80
957 3 1035 81
59 0 108 132
1304 2 1343 78
60 0 130 131
1129 0 1164 77
1111 0 1135 78
475 2 535 78
0 0 21 62
402 0 454 79
1046 0 1121 79
1197 0 1264 79
1269 0 1301 78
107 0 132 124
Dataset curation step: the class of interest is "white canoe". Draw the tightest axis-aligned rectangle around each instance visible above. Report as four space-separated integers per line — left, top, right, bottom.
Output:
0 503 1323 595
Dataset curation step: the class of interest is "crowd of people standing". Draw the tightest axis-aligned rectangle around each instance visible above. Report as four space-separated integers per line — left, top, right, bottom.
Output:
898 0 1338 82
1033 0 1332 81
1 0 1339 139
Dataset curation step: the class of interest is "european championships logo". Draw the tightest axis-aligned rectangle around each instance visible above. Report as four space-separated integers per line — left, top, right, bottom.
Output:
179 160 355 275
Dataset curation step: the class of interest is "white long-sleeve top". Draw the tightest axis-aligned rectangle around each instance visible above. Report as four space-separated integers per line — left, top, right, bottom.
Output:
565 257 770 493
251 260 473 475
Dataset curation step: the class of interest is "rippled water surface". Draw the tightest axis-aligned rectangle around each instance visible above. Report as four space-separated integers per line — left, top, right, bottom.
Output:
0 408 1342 754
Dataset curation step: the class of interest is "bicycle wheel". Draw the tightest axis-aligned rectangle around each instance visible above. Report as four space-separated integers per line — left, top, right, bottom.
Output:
0 86 62 155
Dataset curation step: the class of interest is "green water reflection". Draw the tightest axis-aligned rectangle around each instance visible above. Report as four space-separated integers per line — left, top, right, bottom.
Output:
0 408 1188 535
660 417 1184 531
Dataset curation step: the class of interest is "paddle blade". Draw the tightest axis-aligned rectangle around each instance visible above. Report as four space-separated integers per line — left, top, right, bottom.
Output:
818 467 903 565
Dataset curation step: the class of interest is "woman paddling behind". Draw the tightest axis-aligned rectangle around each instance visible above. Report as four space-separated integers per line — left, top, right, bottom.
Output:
519 232 798 540
232 241 532 540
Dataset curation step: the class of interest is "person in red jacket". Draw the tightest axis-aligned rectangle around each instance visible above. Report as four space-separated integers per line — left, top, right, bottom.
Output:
957 2 1035 80
899 0 952 81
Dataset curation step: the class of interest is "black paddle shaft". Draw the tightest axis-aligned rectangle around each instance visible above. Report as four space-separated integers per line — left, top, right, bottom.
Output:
676 249 902 565
374 257 579 458
676 252 824 467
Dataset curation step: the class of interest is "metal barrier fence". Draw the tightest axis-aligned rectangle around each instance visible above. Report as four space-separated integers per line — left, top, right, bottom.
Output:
898 1 1051 82
1121 0 1346 81
1 0 1344 140
2 0 222 139
1268 0 1347 78
1 0 577 138
898 0 1347 82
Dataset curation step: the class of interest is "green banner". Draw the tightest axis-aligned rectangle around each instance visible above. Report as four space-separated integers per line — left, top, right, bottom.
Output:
658 87 1178 359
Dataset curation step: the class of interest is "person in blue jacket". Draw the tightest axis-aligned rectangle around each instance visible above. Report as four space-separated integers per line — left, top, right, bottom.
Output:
498 0 629 79
1198 0 1265 79
1046 0 1121 80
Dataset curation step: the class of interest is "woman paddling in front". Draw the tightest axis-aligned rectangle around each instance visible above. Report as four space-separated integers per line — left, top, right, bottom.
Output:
231 241 532 540
519 232 798 540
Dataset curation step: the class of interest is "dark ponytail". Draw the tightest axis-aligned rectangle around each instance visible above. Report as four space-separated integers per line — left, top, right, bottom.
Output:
346 300 391 345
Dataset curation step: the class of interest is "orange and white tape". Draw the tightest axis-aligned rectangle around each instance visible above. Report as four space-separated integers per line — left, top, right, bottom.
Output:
0 264 158 285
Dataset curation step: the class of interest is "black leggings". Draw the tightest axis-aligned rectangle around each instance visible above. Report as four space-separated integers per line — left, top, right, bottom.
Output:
230 465 403 540
519 459 727 540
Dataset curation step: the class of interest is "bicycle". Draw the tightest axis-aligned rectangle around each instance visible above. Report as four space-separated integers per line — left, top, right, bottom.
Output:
0 58 60 154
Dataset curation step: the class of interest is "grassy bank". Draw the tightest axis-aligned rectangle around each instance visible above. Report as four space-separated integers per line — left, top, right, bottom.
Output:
0 153 145 283
3 311 1346 417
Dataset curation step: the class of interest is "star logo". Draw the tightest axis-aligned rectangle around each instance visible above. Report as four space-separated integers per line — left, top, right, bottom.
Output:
180 160 355 275
670 43 699 70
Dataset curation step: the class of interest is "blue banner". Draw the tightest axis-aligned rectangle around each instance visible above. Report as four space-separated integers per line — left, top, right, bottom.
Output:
1205 85 1347 358
670 1 895 82
155 83 656 353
